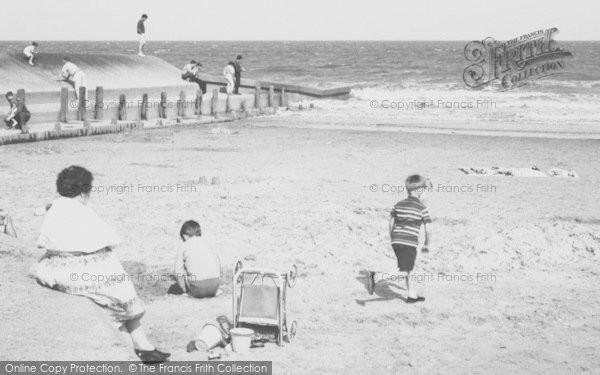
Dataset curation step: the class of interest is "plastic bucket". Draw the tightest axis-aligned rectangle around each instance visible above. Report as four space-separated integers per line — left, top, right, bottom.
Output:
230 327 254 353
195 323 226 352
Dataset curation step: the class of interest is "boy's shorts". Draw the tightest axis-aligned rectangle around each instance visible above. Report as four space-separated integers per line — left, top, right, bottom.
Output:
392 244 417 272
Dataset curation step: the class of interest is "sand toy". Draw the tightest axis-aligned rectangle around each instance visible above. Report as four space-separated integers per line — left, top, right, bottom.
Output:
232 261 298 346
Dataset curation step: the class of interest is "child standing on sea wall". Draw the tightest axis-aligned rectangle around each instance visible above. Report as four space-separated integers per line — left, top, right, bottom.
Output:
174 220 221 298
367 174 433 303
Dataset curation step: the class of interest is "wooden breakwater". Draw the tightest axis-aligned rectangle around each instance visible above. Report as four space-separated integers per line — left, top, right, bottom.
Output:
0 80 350 146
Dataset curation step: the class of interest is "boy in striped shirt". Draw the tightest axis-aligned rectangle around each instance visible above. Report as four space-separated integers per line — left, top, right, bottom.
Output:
367 174 432 303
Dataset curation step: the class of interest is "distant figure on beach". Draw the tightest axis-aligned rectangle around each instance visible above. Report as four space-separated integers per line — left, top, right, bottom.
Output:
23 42 39 66
3 91 30 132
366 174 433 303
233 55 245 95
57 57 87 99
181 60 206 94
137 14 148 56
32 166 170 364
172 220 221 298
223 62 236 95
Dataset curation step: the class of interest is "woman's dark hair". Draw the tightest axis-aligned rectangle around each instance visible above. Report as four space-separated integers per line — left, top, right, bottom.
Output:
56 166 93 198
180 220 201 240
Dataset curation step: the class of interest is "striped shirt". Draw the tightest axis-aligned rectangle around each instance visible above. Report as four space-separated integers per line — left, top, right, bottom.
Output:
390 196 432 247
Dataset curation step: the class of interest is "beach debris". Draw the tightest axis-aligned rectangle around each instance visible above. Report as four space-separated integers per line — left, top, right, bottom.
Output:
549 168 578 178
0 209 18 237
210 127 231 135
459 166 547 177
208 352 221 360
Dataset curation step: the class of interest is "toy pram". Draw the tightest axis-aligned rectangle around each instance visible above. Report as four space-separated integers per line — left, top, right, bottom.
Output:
232 261 298 346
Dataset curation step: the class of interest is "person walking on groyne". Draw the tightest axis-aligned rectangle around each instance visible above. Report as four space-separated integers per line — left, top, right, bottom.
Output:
137 14 148 56
233 55 245 95
23 42 39 66
57 57 87 99
223 62 236 95
181 60 206 94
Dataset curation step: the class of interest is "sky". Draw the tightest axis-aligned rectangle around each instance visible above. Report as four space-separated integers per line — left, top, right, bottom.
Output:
1 0 599 41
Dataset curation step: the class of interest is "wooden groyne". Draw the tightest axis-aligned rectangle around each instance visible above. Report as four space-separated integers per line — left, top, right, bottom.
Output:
0 81 324 146
0 51 351 146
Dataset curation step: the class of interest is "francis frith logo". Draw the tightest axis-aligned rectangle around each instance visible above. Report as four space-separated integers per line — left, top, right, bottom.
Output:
463 28 573 90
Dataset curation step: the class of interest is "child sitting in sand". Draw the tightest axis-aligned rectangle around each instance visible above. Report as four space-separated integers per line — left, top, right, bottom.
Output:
173 220 221 298
367 174 433 303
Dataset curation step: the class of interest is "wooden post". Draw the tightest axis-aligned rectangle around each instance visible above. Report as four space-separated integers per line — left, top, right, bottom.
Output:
254 83 261 109
78 87 86 121
211 89 219 115
159 92 167 119
59 88 68 123
16 89 29 133
195 90 203 116
226 95 232 113
118 94 127 121
94 86 104 120
140 93 148 121
178 91 186 117
268 86 275 108
16 89 25 103
280 88 286 108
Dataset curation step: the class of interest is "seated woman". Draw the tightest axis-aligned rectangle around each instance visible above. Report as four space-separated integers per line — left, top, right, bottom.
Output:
32 166 169 364
174 220 221 298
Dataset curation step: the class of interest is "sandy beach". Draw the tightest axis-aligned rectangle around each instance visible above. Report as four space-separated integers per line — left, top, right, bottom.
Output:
1 112 599 373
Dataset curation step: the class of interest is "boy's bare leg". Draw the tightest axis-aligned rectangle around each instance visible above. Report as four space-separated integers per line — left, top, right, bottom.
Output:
405 271 417 299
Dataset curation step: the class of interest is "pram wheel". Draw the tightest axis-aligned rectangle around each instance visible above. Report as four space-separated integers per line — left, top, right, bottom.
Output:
285 320 297 342
287 265 297 288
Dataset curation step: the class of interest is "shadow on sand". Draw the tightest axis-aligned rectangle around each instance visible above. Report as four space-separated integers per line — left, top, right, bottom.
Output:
355 270 408 305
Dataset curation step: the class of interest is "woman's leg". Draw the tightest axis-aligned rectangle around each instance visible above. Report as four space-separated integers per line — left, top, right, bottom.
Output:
124 317 155 351
118 324 135 351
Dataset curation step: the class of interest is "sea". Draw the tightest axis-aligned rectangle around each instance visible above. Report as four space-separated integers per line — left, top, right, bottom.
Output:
1 41 599 126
